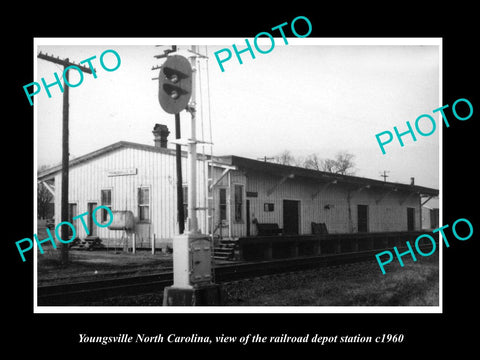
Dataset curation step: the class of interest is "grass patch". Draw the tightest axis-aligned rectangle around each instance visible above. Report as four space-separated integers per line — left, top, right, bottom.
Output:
223 254 439 306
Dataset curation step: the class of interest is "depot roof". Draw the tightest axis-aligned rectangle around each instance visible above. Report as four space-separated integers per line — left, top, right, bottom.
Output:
216 155 439 197
37 141 439 197
37 141 186 180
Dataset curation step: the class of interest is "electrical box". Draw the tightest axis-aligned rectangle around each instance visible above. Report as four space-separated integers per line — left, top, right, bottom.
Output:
172 233 212 288
189 237 212 285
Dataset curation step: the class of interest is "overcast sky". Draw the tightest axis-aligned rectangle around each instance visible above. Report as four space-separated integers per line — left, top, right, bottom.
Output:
35 38 440 191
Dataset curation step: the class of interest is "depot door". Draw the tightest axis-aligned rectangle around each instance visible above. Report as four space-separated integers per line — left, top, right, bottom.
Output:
246 199 251 236
407 207 415 231
357 204 369 233
87 202 98 236
283 200 300 235
68 203 77 238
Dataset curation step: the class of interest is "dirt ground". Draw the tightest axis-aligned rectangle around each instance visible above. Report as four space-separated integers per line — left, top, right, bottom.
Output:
37 249 174 286
36 221 175 286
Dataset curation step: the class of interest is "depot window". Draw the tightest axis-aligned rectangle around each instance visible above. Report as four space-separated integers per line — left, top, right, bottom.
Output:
219 188 227 221
100 189 112 223
138 187 150 222
234 184 243 222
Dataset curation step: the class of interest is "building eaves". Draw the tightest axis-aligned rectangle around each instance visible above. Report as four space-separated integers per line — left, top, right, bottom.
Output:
218 155 439 197
37 141 182 180
37 142 439 198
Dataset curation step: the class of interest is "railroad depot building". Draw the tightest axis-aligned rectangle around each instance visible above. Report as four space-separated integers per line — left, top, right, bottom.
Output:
38 124 439 250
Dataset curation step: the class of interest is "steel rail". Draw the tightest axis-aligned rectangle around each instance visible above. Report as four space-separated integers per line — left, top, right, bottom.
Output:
37 247 432 306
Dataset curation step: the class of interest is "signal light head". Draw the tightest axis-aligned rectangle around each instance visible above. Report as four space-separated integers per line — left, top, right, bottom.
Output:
158 55 193 114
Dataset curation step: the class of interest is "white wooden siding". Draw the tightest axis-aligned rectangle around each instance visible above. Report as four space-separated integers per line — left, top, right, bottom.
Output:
243 172 421 236
53 146 423 245
54 147 209 247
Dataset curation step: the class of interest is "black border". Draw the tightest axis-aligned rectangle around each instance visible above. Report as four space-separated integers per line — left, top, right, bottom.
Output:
7 5 478 355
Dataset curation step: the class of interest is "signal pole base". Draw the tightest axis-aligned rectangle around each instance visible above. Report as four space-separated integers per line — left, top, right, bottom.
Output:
163 284 223 306
163 232 222 306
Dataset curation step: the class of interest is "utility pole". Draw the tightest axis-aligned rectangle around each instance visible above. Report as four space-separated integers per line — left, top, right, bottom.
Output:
258 156 274 162
380 170 390 182
37 53 94 266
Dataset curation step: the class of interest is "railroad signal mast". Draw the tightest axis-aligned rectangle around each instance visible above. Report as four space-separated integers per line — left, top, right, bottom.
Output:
158 46 221 306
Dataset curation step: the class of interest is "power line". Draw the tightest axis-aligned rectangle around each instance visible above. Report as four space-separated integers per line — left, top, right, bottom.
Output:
37 52 94 74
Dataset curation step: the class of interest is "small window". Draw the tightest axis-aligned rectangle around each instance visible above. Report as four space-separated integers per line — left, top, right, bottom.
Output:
219 188 227 221
101 189 112 223
234 185 243 222
264 203 274 212
138 187 150 221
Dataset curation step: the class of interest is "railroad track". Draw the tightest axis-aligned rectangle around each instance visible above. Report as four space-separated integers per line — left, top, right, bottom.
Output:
36 249 399 305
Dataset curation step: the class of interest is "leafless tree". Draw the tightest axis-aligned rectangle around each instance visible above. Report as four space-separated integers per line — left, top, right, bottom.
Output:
271 150 356 175
37 182 53 219
304 153 322 170
322 158 340 173
273 150 296 166
303 151 356 175
333 151 356 175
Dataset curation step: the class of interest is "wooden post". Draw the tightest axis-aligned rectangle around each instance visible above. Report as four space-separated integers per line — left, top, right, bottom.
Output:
336 240 342 254
314 240 321 255
152 234 156 255
291 240 299 258
264 241 273 260
353 237 359 252
132 233 136 254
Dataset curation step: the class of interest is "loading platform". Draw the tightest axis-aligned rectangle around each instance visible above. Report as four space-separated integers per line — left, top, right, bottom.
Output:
213 231 436 261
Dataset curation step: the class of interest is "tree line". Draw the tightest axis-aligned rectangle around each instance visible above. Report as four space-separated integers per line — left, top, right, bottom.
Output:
270 150 356 176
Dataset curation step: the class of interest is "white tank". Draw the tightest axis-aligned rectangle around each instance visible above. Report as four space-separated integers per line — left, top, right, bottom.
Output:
108 210 135 230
